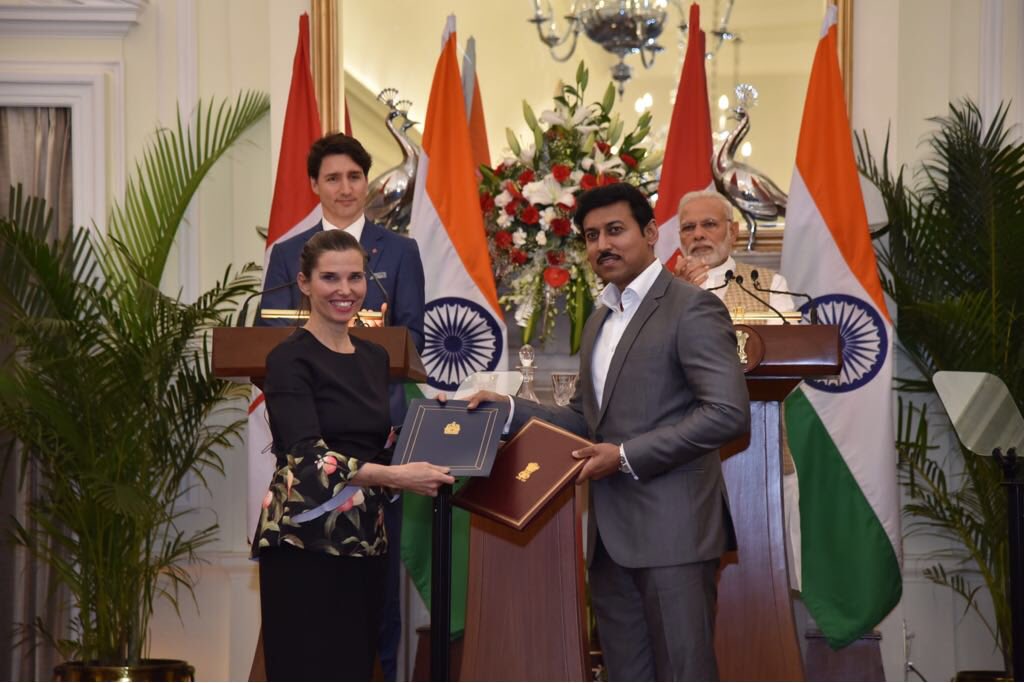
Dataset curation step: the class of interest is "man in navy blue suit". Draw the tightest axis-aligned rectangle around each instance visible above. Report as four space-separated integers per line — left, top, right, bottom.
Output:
257 133 424 680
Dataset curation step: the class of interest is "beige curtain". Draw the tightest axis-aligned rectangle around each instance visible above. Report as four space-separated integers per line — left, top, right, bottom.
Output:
0 106 73 680
0 107 73 238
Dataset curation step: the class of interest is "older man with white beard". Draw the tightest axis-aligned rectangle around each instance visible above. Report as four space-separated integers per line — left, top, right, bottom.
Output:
672 190 795 318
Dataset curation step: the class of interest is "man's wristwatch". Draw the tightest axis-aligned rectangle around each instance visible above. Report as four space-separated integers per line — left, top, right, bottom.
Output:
618 449 630 474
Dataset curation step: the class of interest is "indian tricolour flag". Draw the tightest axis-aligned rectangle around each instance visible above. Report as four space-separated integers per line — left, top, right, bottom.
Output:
403 16 505 636
409 15 506 392
780 4 902 649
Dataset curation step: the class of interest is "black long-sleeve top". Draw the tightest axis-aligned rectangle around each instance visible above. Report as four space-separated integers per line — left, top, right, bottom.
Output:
251 329 392 558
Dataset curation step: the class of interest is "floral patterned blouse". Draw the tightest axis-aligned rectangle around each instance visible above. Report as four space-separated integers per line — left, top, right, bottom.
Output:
251 329 392 559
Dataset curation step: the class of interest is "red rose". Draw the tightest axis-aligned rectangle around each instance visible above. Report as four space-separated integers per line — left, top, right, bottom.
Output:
580 173 598 191
518 169 535 185
510 248 529 265
520 205 540 225
620 153 637 168
550 217 572 237
505 200 519 216
599 174 619 187
557 199 575 211
546 250 566 266
543 266 570 289
595 140 611 155
494 231 513 249
480 192 495 212
504 180 524 199
494 162 507 175
551 164 572 183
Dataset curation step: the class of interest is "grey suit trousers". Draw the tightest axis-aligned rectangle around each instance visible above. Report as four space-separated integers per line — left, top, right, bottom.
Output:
591 534 720 681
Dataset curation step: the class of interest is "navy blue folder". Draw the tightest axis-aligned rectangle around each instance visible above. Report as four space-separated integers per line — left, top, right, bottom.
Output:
394 399 510 477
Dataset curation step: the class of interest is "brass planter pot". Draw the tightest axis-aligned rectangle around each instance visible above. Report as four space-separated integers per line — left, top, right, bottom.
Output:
54 659 195 682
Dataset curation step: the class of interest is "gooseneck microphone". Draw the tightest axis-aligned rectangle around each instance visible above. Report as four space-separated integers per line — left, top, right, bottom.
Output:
727 271 790 324
236 281 298 327
706 271 732 292
365 270 391 326
750 270 819 324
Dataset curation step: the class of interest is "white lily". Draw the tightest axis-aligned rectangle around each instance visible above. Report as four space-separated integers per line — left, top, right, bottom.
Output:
522 175 579 207
494 189 514 208
539 101 602 133
517 140 536 166
580 147 624 175
539 207 558 228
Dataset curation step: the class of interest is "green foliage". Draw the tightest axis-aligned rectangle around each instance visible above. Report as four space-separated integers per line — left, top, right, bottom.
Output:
0 91 269 665
857 100 1024 669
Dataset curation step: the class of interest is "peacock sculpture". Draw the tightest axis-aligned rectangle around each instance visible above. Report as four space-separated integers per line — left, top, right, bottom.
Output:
365 88 420 233
712 84 787 249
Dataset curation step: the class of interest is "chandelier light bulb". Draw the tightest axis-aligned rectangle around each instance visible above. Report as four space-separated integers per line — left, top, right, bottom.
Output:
741 141 752 158
718 94 729 111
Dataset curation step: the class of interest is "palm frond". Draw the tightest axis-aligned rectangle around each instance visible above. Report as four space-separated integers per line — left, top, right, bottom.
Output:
857 98 1024 669
0 90 268 664
102 91 270 288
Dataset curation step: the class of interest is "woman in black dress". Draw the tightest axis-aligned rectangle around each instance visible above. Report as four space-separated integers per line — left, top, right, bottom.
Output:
252 229 452 681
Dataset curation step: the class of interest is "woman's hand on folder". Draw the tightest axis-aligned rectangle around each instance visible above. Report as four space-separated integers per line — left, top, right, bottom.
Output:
436 390 509 410
388 462 454 496
352 462 454 496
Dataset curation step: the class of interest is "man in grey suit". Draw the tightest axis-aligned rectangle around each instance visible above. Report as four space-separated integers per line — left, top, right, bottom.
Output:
466 183 750 680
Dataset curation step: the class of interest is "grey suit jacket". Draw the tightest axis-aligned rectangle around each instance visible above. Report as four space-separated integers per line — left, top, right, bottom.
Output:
512 267 749 569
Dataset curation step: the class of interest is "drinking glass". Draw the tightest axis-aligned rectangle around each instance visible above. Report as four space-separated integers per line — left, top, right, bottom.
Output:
550 372 578 406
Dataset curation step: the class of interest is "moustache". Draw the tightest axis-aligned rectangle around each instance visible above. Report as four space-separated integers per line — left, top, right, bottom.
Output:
596 251 620 264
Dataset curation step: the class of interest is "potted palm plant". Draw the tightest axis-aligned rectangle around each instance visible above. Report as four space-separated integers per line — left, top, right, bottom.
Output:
0 91 269 679
856 99 1024 675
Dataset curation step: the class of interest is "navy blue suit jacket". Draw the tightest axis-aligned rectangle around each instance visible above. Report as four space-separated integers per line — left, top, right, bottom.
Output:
257 219 426 422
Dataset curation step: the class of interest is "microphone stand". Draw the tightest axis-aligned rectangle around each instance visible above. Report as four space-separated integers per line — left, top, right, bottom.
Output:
750 270 819 324
366 270 391 326
236 281 297 327
728 272 790 324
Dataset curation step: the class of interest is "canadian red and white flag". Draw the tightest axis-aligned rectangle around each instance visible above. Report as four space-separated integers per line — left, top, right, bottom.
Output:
653 2 715 270
246 12 323 537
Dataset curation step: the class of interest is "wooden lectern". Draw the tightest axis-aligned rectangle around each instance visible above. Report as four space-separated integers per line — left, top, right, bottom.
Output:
715 324 840 681
453 421 592 681
455 324 840 682
211 326 427 384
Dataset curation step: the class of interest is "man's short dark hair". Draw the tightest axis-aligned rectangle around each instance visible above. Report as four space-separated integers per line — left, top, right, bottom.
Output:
573 182 654 231
307 132 373 179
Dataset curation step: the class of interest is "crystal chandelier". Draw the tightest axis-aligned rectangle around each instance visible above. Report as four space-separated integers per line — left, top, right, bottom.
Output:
528 1 669 96
528 0 740 96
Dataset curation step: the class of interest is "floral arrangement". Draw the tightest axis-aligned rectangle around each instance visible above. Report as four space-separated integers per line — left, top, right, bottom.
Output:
479 62 662 354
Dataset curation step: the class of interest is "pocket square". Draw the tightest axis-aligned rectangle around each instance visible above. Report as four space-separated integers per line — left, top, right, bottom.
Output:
372 271 387 280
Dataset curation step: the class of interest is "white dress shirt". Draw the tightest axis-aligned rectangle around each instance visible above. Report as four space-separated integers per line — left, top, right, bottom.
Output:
705 256 797 316
589 258 664 477
505 259 664 479
322 213 366 243
591 258 664 408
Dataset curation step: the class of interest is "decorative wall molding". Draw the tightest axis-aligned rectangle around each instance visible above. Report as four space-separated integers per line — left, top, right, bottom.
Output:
978 0 1003 126
0 0 147 38
176 0 199 304
0 59 125 234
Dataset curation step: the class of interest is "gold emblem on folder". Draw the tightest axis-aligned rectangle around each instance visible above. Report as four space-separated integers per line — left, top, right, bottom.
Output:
516 462 540 482
735 329 750 365
444 421 461 436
